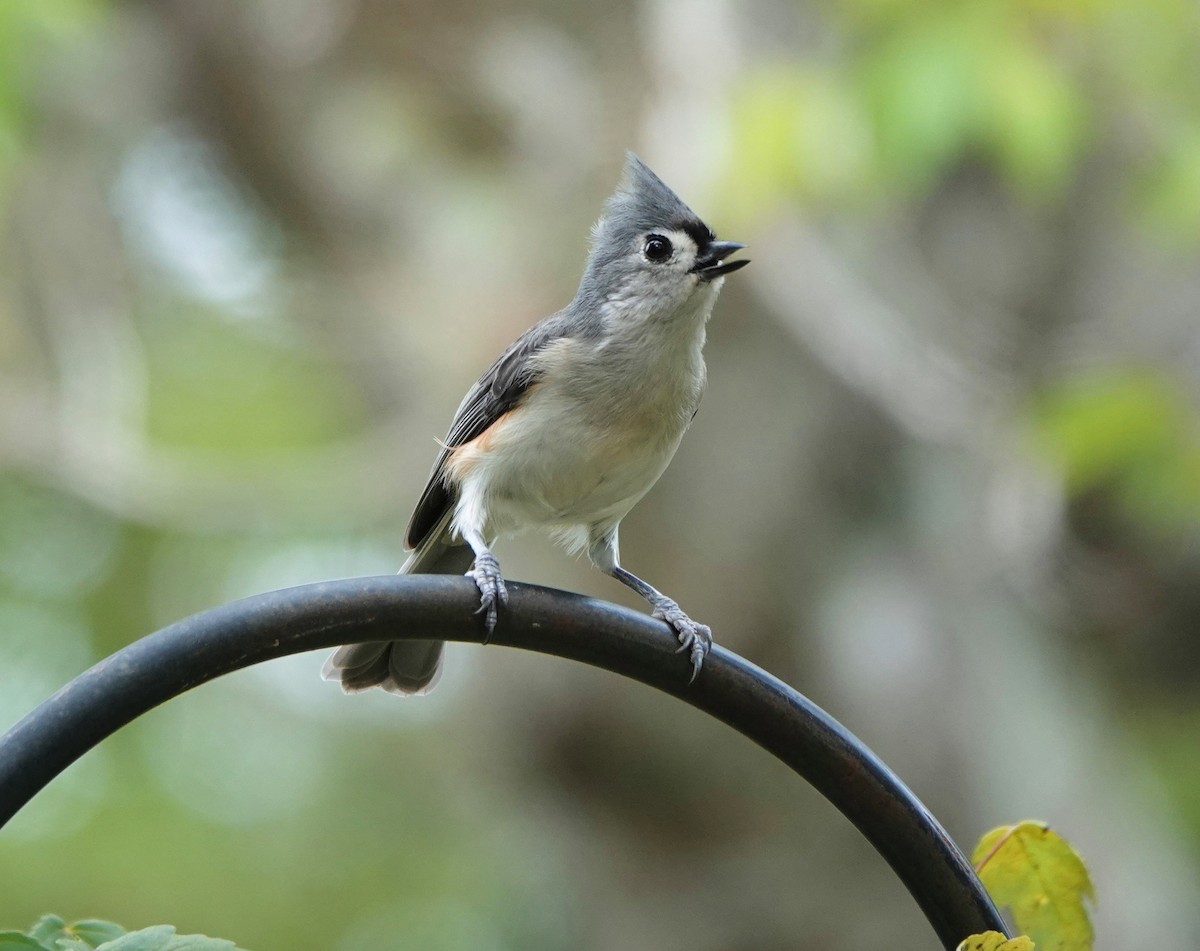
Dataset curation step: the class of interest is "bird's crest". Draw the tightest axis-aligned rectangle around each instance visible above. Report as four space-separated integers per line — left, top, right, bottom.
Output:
591 153 713 255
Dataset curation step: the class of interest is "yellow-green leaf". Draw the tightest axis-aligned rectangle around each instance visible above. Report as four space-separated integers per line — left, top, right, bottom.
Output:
956 931 1035 951
972 821 1095 951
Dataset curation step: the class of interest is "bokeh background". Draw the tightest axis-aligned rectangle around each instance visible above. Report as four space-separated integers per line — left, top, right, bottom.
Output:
2 0 1199 948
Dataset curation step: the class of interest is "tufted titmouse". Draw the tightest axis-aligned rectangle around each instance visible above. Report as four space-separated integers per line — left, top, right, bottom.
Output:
323 153 748 695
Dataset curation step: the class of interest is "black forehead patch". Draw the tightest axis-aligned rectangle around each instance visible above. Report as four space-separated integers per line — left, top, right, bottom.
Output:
676 218 716 248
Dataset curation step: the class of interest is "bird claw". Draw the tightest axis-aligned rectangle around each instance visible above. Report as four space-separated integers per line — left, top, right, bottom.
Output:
467 552 508 641
652 600 713 684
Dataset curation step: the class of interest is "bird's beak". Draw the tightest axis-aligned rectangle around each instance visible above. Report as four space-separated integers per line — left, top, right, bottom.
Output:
691 240 750 282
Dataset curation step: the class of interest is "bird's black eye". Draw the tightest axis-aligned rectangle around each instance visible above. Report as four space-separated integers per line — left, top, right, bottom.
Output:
643 234 673 262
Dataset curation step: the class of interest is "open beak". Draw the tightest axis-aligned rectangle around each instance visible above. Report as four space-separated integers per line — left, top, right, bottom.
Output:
691 240 750 282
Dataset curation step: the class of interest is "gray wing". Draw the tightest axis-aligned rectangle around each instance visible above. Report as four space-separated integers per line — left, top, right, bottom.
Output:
404 318 565 549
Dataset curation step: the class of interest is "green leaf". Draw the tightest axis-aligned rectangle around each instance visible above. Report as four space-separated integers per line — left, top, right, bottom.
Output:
727 64 874 222
142 307 367 455
1031 368 1200 526
7 919 243 951
957 931 1035 951
1136 124 1200 245
25 917 67 946
51 940 91 951
1033 370 1177 488
64 922 127 948
980 32 1087 197
0 935 49 951
972 821 1095 951
728 66 806 218
93 928 176 951
92 929 242 951
162 938 237 950
859 14 986 189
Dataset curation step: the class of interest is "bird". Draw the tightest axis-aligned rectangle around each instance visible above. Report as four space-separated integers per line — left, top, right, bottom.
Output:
322 152 749 695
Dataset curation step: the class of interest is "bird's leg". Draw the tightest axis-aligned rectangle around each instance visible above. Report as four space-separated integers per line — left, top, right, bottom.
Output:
588 528 712 682
462 528 508 638
611 566 713 681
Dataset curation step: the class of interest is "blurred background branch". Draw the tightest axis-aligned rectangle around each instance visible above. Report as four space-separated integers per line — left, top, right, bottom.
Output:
2 0 1199 949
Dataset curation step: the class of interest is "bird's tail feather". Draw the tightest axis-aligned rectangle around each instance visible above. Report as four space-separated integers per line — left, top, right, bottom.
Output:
322 510 471 696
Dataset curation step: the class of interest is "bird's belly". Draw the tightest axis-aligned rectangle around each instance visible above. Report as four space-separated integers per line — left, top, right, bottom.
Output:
475 405 686 531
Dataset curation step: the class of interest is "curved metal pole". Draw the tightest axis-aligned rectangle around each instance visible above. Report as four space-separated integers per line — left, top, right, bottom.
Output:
0 575 1005 948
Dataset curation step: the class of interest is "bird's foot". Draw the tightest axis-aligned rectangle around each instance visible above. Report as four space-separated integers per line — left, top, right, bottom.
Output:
467 551 508 640
651 599 713 684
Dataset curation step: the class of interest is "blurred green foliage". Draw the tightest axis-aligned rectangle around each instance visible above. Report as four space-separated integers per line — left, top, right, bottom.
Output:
1 0 1198 948
1033 370 1200 528
730 0 1200 243
972 821 1095 951
142 306 368 454
2 915 243 950
0 0 105 193
731 1 1089 217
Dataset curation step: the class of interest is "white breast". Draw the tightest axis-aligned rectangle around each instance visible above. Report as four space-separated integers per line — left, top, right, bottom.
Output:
448 286 716 550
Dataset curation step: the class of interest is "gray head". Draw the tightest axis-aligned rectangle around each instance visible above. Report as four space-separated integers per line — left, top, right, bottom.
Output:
574 152 748 315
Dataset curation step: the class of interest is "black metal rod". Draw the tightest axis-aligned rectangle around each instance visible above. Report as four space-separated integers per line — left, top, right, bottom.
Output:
0 575 1004 947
